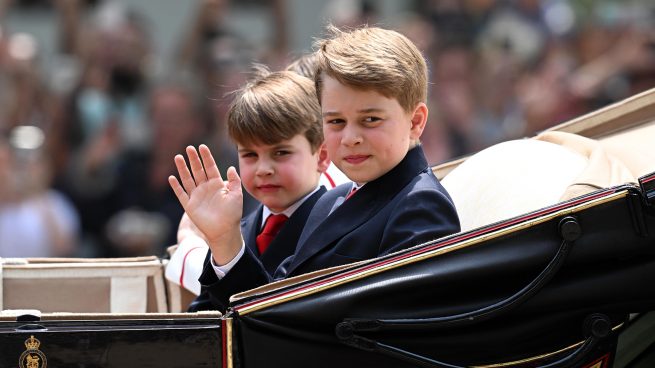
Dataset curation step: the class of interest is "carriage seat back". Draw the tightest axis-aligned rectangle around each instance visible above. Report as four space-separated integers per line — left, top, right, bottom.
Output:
441 131 636 232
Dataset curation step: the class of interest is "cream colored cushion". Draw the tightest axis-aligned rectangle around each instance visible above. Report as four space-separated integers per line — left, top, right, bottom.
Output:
441 132 638 232
442 139 588 232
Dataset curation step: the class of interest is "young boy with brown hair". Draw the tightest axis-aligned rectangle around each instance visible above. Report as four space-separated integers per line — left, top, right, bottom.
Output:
170 25 461 311
181 68 331 311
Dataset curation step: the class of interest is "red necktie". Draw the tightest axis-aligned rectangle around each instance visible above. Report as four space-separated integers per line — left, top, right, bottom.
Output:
346 187 358 200
256 214 289 254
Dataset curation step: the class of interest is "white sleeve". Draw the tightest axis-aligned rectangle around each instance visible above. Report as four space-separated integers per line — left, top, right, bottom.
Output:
210 242 246 279
165 235 208 295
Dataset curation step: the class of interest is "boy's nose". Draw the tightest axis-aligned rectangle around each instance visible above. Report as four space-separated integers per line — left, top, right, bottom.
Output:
255 160 274 176
341 126 362 146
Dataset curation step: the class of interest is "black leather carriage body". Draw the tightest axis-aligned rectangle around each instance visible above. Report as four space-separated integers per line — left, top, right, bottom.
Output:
223 175 655 368
0 313 222 368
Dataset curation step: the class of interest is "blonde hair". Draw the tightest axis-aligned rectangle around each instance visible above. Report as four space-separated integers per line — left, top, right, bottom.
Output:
314 25 428 113
227 66 323 151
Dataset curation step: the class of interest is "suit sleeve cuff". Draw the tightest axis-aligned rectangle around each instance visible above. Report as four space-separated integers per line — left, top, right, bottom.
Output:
211 241 246 279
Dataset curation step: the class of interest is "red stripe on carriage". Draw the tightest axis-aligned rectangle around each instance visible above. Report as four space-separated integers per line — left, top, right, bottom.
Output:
582 353 610 368
222 319 228 368
641 174 655 183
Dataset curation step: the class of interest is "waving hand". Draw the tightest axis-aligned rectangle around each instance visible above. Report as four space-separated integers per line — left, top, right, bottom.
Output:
168 144 243 264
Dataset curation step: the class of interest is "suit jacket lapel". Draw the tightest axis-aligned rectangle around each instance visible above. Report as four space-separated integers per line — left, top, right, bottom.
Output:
260 187 326 274
241 206 263 256
287 188 378 273
296 185 351 246
287 146 429 275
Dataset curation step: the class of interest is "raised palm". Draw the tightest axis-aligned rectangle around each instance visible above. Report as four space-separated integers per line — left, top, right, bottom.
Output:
169 145 243 244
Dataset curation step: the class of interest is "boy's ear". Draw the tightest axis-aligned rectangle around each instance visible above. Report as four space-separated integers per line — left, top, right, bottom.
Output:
316 143 330 173
409 102 428 141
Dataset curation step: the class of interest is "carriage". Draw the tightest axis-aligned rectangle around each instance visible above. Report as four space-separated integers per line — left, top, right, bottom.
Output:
2 87 655 367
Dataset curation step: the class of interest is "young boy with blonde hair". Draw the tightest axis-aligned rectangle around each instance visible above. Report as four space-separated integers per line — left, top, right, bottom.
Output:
170 25 460 311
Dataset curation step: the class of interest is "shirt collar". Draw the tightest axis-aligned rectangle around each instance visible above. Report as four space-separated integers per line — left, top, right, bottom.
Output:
351 182 365 192
261 186 322 228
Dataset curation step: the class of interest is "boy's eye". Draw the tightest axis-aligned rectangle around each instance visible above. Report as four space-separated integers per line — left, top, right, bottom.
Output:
274 150 291 157
240 152 257 159
363 116 381 123
325 118 345 125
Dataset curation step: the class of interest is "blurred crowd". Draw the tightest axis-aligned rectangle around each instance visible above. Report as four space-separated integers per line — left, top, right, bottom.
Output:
1 0 654 259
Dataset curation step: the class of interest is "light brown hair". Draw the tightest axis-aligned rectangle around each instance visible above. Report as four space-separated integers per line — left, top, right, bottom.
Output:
314 25 428 113
285 52 319 80
227 66 323 151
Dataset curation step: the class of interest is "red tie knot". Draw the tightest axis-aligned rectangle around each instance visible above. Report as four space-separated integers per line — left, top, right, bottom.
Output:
262 214 288 234
256 214 289 254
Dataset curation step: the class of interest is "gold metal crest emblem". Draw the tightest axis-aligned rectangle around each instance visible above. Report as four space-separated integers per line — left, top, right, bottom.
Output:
19 335 47 368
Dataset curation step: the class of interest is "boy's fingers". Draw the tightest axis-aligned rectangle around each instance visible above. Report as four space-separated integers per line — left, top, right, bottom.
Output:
199 144 223 181
186 146 208 185
174 154 196 193
226 166 242 192
168 175 189 209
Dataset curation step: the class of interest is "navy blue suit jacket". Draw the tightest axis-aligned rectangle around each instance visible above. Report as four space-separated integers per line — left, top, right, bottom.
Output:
187 187 326 312
194 146 460 311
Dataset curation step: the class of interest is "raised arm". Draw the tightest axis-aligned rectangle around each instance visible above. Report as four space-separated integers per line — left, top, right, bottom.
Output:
168 144 243 265
177 212 206 245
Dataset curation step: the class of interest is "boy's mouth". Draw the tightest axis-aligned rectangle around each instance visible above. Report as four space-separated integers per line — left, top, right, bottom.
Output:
344 155 369 165
257 184 282 192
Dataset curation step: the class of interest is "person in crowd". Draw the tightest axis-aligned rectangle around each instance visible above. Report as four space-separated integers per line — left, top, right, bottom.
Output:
0 126 80 257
